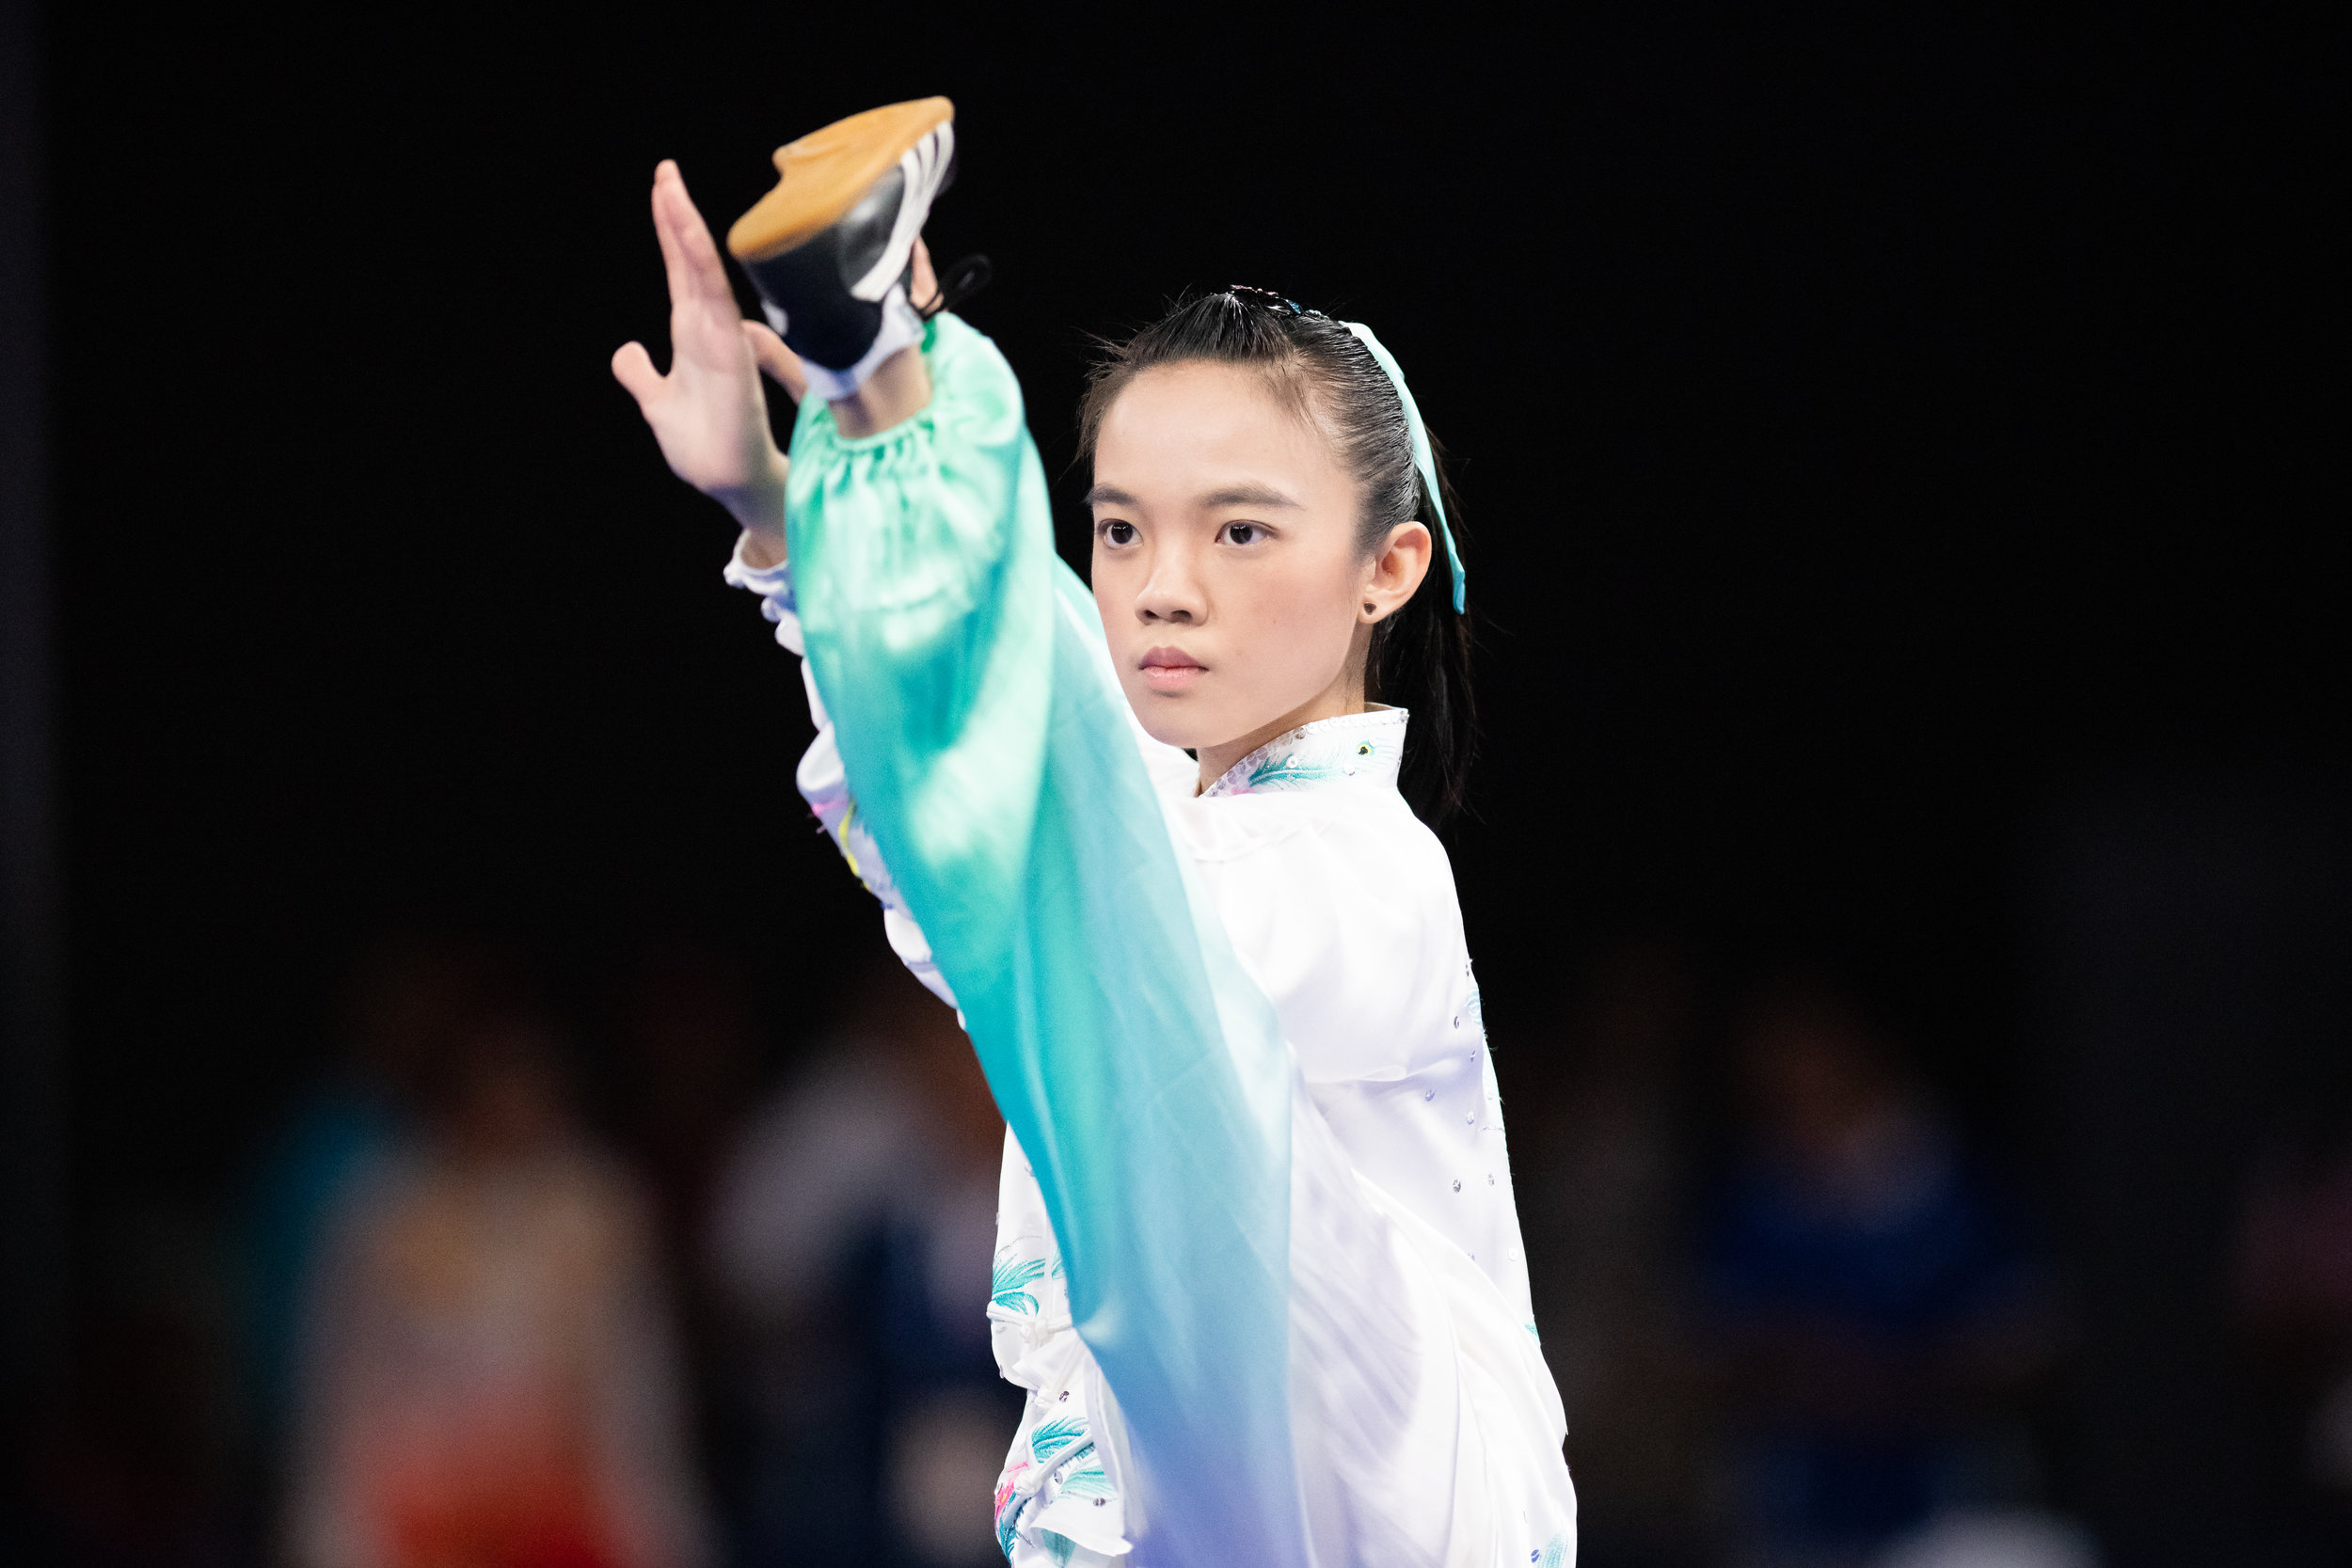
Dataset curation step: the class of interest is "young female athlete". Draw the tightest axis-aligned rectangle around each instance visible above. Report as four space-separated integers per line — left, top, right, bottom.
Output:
612 98 1577 1568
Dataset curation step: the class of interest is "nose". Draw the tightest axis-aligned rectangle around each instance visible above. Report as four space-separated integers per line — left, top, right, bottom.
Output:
1134 538 1207 626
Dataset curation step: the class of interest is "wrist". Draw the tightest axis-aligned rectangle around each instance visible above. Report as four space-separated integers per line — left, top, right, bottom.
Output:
737 520 787 569
714 457 789 540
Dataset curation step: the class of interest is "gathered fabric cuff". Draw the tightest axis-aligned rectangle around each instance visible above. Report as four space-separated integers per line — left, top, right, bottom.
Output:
721 533 803 655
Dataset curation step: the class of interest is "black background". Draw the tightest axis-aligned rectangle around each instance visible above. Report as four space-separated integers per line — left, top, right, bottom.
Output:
47 4 2335 1173
27 1 2346 1552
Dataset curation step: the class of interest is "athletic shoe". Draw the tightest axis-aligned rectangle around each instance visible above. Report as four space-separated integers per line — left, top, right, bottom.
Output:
726 97 956 399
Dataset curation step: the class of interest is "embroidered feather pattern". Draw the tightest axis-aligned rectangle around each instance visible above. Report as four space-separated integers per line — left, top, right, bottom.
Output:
1241 750 1343 792
1057 1445 1114 1497
1027 1416 1088 1462
993 1256 1047 1314
1201 709 1406 797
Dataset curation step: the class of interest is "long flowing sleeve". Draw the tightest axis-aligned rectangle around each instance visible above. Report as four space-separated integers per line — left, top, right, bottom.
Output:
780 315 1309 1567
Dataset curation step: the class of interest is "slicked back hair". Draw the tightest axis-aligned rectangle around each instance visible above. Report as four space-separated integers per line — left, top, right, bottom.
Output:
1077 290 1477 826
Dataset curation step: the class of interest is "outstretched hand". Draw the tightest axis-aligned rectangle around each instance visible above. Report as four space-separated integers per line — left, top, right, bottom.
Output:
612 161 805 543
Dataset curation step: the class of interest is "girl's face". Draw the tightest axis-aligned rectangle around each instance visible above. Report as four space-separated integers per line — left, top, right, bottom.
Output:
1089 361 1431 774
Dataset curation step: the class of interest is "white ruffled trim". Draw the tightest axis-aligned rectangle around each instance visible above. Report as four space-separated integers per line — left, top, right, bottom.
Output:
721 533 802 655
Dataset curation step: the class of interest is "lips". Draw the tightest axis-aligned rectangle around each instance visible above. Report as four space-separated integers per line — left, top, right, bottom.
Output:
1138 645 1205 694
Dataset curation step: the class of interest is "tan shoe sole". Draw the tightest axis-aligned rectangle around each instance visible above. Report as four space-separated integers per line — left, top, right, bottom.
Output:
726 97 955 264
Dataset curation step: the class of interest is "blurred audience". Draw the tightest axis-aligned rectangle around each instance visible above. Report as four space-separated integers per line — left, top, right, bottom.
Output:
283 966 710 1568
1699 980 2056 1568
1872 1508 2096 1568
615 944 761 1267
611 944 765 1512
39 921 2122 1568
243 936 490 1467
707 956 1013 1567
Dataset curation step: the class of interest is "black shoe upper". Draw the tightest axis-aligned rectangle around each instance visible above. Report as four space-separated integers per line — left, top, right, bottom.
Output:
740 167 911 372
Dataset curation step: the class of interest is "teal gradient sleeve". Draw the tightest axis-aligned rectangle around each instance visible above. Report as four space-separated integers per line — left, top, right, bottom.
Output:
784 314 1309 1566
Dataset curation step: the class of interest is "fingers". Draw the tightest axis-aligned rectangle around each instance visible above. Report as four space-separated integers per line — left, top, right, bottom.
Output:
647 161 694 309
651 160 734 308
611 341 665 409
742 320 808 404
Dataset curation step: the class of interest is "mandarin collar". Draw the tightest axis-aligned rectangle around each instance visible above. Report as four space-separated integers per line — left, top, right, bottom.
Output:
1200 707 1408 800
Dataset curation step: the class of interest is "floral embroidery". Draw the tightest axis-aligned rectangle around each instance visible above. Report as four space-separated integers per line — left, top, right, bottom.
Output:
1057 1444 1114 1497
1201 708 1408 800
993 1256 1047 1314
1027 1416 1088 1461
990 1225 1122 1563
998 1412 1121 1564
994 1461 1032 1556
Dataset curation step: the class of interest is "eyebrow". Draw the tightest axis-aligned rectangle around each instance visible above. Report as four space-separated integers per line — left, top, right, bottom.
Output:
1200 483 1301 510
1083 481 1305 512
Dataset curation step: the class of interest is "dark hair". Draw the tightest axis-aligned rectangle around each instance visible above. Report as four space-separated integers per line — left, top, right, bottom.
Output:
1076 290 1477 825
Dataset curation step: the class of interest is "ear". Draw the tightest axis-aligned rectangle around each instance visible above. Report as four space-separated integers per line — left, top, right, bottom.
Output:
1359 521 1435 623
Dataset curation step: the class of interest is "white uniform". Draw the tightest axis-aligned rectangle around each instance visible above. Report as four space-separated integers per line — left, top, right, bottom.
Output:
731 543 1575 1568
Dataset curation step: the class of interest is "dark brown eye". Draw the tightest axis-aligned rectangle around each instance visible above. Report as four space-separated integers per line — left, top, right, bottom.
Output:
1102 520 1137 546
1222 522 1261 546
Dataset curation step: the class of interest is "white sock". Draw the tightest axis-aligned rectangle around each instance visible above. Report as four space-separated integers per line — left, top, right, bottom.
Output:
797 282 926 404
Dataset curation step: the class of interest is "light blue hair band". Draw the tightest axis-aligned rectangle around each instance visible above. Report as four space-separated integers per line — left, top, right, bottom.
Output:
1343 321 1468 613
